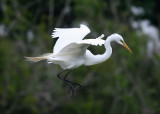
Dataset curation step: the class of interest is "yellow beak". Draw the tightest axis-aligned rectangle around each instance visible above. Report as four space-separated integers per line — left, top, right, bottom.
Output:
123 42 132 54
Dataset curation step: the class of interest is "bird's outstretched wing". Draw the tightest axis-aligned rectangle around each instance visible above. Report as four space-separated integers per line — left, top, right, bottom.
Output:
52 24 90 54
57 38 105 54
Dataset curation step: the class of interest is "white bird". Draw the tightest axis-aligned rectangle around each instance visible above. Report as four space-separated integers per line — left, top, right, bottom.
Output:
25 24 132 96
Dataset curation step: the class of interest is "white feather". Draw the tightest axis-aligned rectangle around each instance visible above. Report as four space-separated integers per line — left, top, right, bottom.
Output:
52 24 90 54
57 39 105 53
96 34 105 39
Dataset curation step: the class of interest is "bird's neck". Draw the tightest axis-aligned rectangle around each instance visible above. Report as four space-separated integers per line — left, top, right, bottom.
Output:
96 38 113 63
84 38 112 66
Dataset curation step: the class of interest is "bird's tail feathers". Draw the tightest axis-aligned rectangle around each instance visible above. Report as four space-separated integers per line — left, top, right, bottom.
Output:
25 53 53 62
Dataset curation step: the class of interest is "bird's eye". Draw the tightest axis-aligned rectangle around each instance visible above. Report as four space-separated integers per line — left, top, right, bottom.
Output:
120 40 123 43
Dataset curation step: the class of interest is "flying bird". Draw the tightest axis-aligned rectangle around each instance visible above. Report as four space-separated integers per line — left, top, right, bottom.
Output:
25 24 132 96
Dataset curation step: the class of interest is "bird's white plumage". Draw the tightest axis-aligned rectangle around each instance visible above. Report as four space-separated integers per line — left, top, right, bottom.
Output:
52 24 90 54
96 34 105 39
46 38 105 69
77 39 105 46
26 24 131 70
58 39 105 53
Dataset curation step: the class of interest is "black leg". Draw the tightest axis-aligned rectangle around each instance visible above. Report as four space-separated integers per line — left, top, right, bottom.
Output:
57 70 75 97
63 70 84 89
57 69 85 97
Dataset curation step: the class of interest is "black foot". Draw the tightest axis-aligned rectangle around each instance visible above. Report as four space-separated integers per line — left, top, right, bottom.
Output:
68 84 75 98
57 69 86 97
64 79 84 89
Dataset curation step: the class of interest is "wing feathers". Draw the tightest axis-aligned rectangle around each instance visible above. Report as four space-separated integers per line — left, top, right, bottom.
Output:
58 39 105 53
51 24 90 54
51 28 78 38
77 39 105 46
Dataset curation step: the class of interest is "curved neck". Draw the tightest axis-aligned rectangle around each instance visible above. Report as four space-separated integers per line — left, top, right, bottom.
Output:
84 38 112 66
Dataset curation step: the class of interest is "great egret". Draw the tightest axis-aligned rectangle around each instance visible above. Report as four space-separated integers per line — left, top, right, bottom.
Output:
25 24 132 96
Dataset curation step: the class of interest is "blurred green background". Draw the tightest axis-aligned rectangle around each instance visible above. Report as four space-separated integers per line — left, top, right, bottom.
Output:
0 0 160 114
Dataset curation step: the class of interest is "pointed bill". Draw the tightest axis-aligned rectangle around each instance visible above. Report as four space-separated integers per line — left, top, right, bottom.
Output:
123 42 132 53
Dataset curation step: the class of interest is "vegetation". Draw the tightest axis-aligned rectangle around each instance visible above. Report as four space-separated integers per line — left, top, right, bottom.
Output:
0 0 160 113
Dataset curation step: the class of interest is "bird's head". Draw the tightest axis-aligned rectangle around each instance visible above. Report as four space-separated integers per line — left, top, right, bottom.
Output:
112 33 132 53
